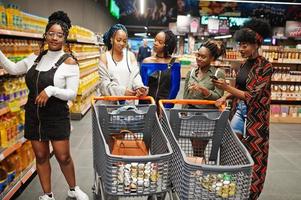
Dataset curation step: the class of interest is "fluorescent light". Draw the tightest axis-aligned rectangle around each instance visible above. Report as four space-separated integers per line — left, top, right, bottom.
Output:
214 35 232 39
140 0 145 15
134 33 147 37
204 0 301 5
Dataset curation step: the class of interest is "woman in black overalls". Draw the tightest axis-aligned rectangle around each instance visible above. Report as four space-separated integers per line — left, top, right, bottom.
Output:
0 11 89 200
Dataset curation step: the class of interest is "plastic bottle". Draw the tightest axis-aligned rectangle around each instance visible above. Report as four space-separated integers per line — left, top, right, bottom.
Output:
0 164 7 193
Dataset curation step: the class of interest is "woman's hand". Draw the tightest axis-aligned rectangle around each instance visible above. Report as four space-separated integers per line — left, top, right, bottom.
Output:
135 87 148 97
215 96 226 108
35 90 49 107
188 83 206 94
124 89 136 96
212 79 229 91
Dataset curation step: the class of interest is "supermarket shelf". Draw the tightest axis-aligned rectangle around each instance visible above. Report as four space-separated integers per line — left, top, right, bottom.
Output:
271 99 301 105
68 38 97 45
80 67 98 79
0 135 26 161
270 116 301 123
77 81 100 97
1 163 36 200
0 97 27 117
271 60 301 65
77 54 100 61
272 80 301 84
220 58 245 62
1 145 54 200
0 29 43 39
70 102 91 120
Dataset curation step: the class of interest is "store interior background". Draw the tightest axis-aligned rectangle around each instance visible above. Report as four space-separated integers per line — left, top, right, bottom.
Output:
0 0 300 200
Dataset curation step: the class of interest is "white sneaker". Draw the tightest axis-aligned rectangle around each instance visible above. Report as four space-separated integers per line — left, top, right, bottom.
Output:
39 193 55 200
67 186 89 200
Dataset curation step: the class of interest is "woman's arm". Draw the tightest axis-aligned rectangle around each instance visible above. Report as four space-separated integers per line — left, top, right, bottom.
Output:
0 51 36 75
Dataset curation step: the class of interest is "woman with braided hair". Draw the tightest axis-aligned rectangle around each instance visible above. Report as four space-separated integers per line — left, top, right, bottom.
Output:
140 30 181 106
0 11 88 200
182 39 226 159
214 18 272 199
183 39 226 108
98 24 148 98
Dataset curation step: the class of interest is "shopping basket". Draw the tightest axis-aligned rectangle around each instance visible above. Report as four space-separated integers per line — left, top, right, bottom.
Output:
92 96 173 200
159 99 254 200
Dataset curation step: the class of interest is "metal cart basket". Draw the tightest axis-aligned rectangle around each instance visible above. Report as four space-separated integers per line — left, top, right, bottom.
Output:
92 96 173 200
159 99 254 200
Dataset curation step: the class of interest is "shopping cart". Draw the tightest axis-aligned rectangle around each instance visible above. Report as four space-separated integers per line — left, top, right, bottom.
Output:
92 96 174 200
159 99 254 200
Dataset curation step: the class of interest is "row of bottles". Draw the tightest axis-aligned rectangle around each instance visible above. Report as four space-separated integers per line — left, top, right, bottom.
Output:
70 44 100 54
272 67 301 82
69 25 96 41
225 50 242 60
0 39 39 61
262 50 301 62
0 141 35 194
0 76 28 106
0 109 25 148
0 2 47 33
271 105 301 118
271 84 301 100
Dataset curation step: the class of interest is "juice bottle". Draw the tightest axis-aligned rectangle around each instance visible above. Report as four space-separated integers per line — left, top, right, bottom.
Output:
0 164 7 193
0 1 6 29
1 157 16 183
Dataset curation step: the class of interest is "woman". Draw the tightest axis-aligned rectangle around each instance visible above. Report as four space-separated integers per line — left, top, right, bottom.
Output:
183 40 225 158
98 24 148 97
213 19 272 200
141 30 180 105
183 40 226 109
0 11 88 200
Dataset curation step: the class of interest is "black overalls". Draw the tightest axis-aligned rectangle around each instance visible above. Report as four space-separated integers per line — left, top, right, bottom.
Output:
24 51 72 141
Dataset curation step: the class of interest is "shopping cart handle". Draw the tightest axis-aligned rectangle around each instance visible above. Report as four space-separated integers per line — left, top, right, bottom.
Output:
158 99 225 110
92 96 155 104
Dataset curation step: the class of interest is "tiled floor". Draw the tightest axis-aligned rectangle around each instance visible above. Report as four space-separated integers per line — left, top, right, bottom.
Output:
16 81 301 200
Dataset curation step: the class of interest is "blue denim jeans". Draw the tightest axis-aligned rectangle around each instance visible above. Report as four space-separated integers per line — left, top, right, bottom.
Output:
230 101 247 137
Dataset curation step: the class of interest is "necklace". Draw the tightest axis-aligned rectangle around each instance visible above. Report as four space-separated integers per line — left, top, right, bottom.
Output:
155 54 165 58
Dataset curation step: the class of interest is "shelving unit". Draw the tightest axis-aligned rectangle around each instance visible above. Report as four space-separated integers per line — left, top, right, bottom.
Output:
220 46 301 123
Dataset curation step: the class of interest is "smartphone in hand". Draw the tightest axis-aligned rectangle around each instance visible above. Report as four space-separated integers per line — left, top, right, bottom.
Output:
210 75 218 80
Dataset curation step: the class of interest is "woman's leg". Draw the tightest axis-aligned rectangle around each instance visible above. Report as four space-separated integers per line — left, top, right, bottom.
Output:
31 140 51 193
51 139 76 188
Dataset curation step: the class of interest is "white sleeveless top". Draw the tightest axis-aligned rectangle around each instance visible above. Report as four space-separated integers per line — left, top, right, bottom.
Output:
106 49 132 89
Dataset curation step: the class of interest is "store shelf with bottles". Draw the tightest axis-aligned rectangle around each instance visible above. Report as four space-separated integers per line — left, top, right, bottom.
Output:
70 69 100 119
0 137 35 197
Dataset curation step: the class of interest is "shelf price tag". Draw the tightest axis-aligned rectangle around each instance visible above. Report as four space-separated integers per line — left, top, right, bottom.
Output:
8 100 21 112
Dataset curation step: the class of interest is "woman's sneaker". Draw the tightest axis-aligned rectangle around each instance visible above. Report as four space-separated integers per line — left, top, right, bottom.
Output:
39 193 55 200
67 186 89 200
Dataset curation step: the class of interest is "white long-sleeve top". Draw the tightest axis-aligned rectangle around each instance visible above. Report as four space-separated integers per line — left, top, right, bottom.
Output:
0 50 79 101
99 48 144 96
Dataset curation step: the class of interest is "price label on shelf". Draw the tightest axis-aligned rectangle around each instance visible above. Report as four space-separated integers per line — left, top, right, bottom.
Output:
8 100 21 112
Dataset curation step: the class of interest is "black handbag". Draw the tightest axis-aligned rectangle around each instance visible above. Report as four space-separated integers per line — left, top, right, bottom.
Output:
148 57 176 102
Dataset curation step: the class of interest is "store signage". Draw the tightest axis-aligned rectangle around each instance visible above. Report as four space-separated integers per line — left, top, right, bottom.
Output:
208 18 219 34
285 21 301 38
177 15 191 33
190 18 200 33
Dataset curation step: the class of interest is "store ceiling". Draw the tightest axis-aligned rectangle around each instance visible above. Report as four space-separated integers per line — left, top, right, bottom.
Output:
112 0 301 37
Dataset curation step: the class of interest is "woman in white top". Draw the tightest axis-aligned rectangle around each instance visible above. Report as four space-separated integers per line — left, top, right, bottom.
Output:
0 11 88 200
98 24 148 97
